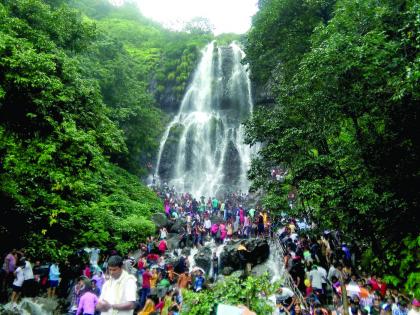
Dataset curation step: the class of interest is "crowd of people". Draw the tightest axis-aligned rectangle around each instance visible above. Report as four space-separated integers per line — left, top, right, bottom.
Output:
0 184 418 315
272 221 419 315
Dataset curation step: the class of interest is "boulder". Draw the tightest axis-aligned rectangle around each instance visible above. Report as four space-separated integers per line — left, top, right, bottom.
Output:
181 248 191 256
222 266 234 275
169 219 185 233
251 263 269 277
151 213 169 228
230 270 244 278
220 239 270 271
210 215 224 224
166 233 180 250
194 246 212 274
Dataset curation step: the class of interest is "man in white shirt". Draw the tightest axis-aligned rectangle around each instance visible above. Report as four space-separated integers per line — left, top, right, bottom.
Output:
276 287 295 314
22 258 35 297
97 255 137 315
310 265 325 304
10 259 25 305
309 265 323 290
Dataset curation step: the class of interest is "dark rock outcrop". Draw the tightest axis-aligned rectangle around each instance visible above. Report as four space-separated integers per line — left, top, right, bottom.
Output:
151 213 170 228
194 246 212 274
220 239 270 271
222 266 234 275
169 219 185 233
166 233 180 250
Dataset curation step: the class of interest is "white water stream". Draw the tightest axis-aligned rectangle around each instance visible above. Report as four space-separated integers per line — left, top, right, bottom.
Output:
155 41 255 198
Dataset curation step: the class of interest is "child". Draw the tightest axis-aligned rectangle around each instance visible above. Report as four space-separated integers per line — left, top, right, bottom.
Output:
76 280 98 315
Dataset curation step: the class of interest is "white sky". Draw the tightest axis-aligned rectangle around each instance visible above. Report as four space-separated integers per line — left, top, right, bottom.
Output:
135 0 259 35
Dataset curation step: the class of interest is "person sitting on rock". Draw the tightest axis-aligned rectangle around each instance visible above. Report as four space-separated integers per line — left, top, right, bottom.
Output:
193 270 205 292
237 241 251 271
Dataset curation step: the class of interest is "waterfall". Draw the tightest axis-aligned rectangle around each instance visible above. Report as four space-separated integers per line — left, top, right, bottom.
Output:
155 41 255 198
187 247 199 272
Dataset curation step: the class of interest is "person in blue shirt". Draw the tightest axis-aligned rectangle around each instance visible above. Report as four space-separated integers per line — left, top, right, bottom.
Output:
193 270 205 292
47 261 60 298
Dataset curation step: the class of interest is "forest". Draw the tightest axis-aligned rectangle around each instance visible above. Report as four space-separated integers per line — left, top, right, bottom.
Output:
0 0 419 301
0 0 214 258
244 0 419 296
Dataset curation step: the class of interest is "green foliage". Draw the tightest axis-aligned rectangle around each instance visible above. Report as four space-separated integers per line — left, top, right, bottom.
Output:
0 0 163 260
245 0 420 296
245 0 336 85
74 0 212 112
215 33 243 46
182 17 215 35
182 273 280 315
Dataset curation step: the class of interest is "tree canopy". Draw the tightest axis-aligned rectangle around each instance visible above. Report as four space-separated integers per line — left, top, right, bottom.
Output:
0 0 212 260
245 0 420 297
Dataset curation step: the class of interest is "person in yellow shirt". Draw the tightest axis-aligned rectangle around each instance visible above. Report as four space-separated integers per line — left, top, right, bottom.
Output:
289 222 296 233
262 211 268 226
138 295 158 315
150 268 158 292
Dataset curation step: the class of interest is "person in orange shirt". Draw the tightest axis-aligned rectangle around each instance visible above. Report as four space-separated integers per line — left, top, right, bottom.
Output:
177 271 191 290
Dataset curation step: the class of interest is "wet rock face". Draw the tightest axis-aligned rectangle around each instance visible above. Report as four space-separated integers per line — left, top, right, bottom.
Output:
194 246 213 274
222 266 234 275
169 219 185 233
151 213 170 228
166 233 180 249
220 239 270 271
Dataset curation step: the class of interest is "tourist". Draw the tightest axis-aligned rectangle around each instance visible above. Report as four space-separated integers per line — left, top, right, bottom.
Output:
10 258 25 306
96 255 137 315
76 279 98 315
92 270 105 294
21 256 35 297
177 271 191 290
159 227 168 240
1 249 17 293
139 266 153 309
237 241 250 271
158 239 168 255
161 289 174 315
48 260 60 298
138 294 159 315
157 276 171 298
193 270 205 292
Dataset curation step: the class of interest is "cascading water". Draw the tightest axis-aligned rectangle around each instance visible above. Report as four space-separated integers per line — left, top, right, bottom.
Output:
155 41 254 198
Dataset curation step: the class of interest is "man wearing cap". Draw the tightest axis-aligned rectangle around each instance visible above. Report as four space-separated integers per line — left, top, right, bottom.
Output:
96 255 137 315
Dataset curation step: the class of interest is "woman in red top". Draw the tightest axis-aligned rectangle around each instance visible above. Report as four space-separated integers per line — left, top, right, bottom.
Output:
158 239 167 254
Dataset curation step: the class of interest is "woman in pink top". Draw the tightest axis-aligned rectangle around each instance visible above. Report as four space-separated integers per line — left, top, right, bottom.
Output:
239 208 245 226
76 281 98 315
158 239 167 254
210 223 219 236
220 224 227 242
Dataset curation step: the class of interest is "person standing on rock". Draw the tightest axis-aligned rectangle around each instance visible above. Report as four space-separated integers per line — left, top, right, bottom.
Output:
159 227 168 240
212 197 219 215
204 216 212 236
48 260 60 298
158 239 168 255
